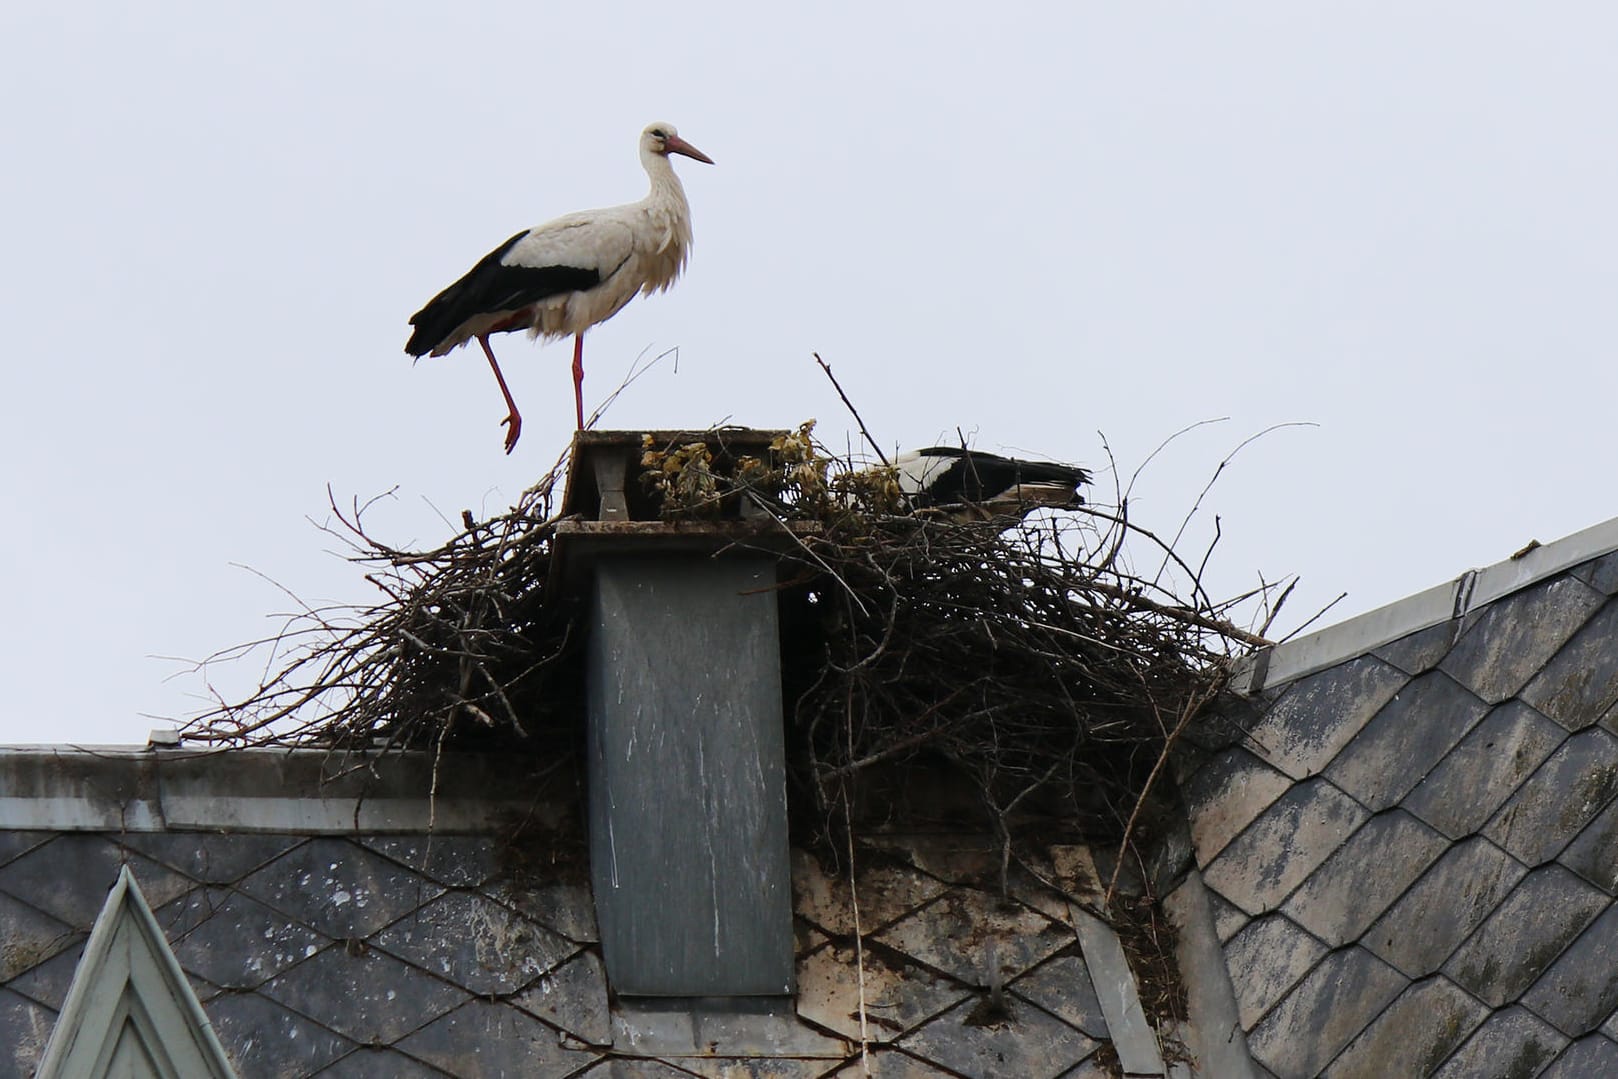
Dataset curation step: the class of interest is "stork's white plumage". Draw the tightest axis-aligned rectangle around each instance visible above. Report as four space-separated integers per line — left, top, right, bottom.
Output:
406 122 713 451
893 448 1091 520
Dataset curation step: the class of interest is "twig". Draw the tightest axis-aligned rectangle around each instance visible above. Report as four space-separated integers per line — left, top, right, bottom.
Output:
813 353 890 468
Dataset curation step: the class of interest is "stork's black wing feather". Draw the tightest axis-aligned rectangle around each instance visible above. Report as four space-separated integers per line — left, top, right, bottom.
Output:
405 231 601 356
908 448 1091 504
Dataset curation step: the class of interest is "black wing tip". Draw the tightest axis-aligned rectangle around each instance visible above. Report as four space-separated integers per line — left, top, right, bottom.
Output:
912 447 1091 488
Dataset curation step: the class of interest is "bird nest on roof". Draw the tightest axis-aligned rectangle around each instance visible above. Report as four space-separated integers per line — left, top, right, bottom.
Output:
183 423 1276 878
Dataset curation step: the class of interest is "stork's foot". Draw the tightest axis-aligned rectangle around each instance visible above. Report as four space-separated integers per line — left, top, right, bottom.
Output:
502 412 522 454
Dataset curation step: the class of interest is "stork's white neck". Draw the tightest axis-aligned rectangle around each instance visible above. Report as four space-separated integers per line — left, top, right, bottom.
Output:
640 150 689 207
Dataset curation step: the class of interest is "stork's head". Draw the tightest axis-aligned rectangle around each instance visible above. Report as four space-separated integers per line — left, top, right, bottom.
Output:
642 122 714 165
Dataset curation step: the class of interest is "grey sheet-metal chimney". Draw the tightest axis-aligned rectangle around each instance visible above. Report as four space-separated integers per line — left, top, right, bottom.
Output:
553 430 808 997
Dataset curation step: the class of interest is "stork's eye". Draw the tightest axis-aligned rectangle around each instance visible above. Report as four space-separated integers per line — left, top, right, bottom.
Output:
650 128 668 139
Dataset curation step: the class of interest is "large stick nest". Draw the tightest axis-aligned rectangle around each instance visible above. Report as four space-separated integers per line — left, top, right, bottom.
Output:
184 423 1275 847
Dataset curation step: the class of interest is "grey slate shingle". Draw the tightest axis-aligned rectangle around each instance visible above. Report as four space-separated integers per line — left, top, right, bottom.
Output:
1572 551 1618 594
1560 797 1618 894
206 988 357 1077
0 835 189 929
169 888 329 990
120 831 304 885
0 890 75 982
1361 836 1527 979
511 948 612 1046
1279 809 1448 946
1244 946 1407 1078
898 995 1098 1079
1439 575 1605 704
1442 864 1609 1007
1539 1034 1618 1079
0 987 53 1079
1222 913 1328 1029
1242 655 1409 780
396 998 603 1079
1520 599 1618 729
1179 747 1293 865
313 1047 456 1078
1323 672 1490 812
1431 1005 1567 1079
259 945 470 1046
371 890 578 996
1483 728 1618 866
237 837 445 940
1520 902 1618 1037
1401 700 1567 839
1373 620 1458 676
1202 778 1370 916
1322 976 1487 1079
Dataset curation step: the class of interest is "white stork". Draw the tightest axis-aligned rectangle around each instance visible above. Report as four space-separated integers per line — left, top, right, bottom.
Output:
405 122 713 451
892 448 1091 520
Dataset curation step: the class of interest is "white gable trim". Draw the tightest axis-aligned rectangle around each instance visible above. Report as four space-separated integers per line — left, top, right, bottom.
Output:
36 865 236 1079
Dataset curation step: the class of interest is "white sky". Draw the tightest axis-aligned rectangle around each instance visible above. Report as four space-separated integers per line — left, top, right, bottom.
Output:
3 4 1615 744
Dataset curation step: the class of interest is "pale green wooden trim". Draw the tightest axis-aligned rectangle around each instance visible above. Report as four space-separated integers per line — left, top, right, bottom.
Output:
36 865 236 1079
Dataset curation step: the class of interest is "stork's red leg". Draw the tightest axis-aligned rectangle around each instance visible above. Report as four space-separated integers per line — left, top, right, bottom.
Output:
477 334 522 454
572 334 586 430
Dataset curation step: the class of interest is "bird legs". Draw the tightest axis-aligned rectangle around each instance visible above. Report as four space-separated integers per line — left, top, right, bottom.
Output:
476 334 522 454
571 334 586 430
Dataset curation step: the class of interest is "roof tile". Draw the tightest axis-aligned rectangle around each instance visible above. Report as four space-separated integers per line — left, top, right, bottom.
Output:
1323 672 1489 812
1201 779 1369 915
119 832 304 885
874 886 1070 985
1373 620 1458 676
898 995 1097 1079
1245 946 1406 1078
259 945 469 1045
1242 656 1409 780
1362 836 1526 978
1430 1004 1566 1078
1520 902 1618 1036
1559 797 1618 894
1280 810 1447 946
1442 865 1608 1007
1222 914 1328 1029
1572 551 1618 595
0 891 75 982
0 836 188 929
796 940 969 1044
238 837 444 940
0 987 53 1079
1520 599 1618 729
1402 701 1566 838
371 890 577 996
170 889 330 990
511 948 611 1046
358 835 503 889
1008 953 1109 1039
205 988 357 1077
1179 747 1293 865
1539 1034 1618 1079
396 998 601 1078
1323 976 1487 1079
1439 575 1604 704
1483 729 1618 866
314 1046 455 1077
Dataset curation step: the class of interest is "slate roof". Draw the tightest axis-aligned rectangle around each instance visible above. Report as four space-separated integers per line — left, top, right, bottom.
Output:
0 750 1177 1078
1181 518 1618 1077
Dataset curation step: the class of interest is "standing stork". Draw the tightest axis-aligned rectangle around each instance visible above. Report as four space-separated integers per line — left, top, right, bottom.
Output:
405 122 713 451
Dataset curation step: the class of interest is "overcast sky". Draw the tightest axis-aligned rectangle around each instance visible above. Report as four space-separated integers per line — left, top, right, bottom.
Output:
4 4 1615 744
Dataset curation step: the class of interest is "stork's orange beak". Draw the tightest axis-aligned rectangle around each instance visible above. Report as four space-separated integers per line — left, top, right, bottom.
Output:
665 135 714 165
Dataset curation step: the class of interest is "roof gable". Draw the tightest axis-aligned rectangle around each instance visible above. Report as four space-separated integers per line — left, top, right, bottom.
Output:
36 865 235 1079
